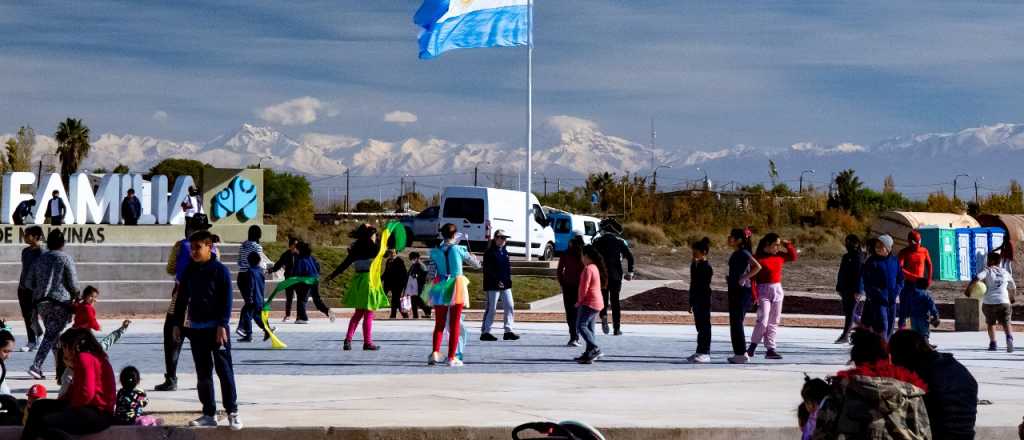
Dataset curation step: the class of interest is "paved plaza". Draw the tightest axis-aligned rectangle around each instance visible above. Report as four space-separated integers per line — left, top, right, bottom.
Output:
3 317 1022 430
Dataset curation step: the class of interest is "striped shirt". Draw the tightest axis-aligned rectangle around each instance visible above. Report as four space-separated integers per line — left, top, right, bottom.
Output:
238 241 268 273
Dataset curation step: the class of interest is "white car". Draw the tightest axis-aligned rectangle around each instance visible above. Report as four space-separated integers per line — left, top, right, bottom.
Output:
438 186 556 260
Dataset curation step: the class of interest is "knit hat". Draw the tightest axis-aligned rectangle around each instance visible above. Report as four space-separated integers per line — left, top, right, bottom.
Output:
878 234 894 252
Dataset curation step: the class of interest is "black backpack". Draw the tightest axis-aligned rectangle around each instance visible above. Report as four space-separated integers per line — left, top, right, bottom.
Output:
512 421 605 440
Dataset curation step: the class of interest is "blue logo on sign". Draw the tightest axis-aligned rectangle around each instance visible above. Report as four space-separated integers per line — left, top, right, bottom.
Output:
212 176 258 222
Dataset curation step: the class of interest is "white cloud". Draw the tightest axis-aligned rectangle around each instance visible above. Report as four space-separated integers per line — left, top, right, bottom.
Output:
259 96 324 126
384 110 418 125
152 110 169 123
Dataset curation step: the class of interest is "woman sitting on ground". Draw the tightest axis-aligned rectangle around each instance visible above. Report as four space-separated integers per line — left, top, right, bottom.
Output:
22 328 115 440
811 328 931 439
889 329 977 440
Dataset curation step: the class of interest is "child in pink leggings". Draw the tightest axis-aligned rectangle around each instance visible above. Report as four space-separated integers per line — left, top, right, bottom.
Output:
748 233 797 360
325 224 389 351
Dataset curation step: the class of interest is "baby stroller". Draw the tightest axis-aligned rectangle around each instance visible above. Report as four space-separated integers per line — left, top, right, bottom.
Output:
512 421 605 440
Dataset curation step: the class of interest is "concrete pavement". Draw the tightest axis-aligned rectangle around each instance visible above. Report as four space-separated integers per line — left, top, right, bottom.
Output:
3 318 1022 437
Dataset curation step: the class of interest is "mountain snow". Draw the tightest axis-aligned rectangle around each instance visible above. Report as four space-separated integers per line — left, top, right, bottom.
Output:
3 120 1024 194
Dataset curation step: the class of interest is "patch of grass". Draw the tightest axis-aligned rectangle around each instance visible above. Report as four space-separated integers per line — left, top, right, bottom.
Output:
263 242 560 309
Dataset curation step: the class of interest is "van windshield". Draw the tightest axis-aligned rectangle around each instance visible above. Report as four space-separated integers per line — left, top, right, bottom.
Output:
554 218 571 233
443 198 484 223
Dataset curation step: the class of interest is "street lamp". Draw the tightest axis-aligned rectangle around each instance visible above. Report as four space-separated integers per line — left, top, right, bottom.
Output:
799 169 815 193
974 176 985 205
696 167 710 190
257 155 273 169
953 173 969 201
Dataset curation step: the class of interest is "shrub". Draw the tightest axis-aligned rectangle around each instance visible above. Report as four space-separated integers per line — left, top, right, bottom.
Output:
623 222 668 245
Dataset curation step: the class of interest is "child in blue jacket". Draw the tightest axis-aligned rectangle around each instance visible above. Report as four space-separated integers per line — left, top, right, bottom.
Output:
901 278 940 341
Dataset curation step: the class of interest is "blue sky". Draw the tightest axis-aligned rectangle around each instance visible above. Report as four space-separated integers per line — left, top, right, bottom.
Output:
2 0 1023 151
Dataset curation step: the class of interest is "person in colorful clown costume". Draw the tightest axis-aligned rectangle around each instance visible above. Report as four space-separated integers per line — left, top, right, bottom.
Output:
427 223 481 367
325 224 387 351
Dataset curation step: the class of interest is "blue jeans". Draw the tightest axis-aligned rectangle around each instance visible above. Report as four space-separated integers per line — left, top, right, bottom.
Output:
185 327 238 416
237 274 267 337
576 306 600 353
481 288 515 334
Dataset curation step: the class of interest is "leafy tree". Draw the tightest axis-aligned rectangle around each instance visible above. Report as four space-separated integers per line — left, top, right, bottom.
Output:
397 191 428 212
262 169 312 216
2 126 34 172
355 198 384 212
54 118 91 182
92 167 108 174
112 164 130 174
586 172 615 211
148 158 212 188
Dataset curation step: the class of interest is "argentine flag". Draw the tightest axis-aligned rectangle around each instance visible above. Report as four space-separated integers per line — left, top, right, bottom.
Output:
415 0 530 59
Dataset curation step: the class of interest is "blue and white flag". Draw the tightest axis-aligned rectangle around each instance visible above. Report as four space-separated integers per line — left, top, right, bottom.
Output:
415 0 530 59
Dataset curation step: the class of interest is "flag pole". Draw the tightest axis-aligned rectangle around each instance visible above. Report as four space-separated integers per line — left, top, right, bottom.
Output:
525 0 534 261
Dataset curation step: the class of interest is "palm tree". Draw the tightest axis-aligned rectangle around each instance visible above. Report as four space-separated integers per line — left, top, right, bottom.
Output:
832 169 864 213
54 118 91 182
587 172 615 211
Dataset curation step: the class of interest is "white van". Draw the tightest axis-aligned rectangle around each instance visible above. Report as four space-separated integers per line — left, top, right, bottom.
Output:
439 186 556 260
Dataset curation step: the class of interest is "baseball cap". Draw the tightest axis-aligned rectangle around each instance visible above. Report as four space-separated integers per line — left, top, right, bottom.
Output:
27 384 47 400
494 229 510 238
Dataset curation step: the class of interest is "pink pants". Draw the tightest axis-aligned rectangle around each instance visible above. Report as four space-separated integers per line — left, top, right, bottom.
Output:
750 283 784 350
346 309 374 344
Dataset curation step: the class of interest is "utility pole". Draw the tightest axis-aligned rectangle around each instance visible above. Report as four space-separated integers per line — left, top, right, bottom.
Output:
975 181 979 205
953 174 969 201
474 165 479 186
543 176 548 196
400 176 405 210
556 177 560 193
799 169 815 193
345 169 350 212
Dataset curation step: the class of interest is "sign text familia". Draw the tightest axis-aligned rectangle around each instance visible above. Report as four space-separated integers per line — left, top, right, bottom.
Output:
0 172 197 225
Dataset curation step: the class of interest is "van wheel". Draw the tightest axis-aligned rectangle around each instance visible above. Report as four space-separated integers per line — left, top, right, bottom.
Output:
541 243 554 261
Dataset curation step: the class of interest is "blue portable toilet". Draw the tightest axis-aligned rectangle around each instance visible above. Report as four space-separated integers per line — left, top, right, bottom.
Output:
987 227 1007 252
970 228 992 278
955 228 973 281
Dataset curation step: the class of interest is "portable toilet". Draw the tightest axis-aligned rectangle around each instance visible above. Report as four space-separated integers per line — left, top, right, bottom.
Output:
970 228 992 278
918 227 959 281
988 227 1007 252
955 228 973 281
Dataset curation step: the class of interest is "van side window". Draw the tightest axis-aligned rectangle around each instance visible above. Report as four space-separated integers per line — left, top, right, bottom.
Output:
533 204 547 225
443 198 484 223
554 218 571 233
584 221 597 236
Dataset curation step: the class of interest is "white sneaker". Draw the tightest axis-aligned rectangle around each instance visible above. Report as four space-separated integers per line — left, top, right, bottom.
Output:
727 354 749 364
27 367 44 380
228 413 243 430
328 310 337 323
294 319 309 325
690 354 711 364
189 415 219 427
448 358 464 368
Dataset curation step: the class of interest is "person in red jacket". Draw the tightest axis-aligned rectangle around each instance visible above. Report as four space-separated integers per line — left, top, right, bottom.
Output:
747 233 797 360
22 328 115 440
897 230 933 332
72 286 102 332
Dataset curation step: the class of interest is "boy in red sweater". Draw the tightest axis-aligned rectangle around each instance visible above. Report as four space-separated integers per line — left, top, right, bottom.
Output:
748 233 797 360
897 230 932 331
73 286 102 331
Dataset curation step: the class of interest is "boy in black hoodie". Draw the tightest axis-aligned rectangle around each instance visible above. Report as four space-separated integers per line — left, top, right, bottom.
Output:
835 234 864 344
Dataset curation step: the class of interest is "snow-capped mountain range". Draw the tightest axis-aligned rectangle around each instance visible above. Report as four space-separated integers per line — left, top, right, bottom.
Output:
5 118 1024 196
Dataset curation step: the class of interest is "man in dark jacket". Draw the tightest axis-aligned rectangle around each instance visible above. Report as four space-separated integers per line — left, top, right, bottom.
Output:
593 219 634 336
45 191 66 226
172 229 242 430
890 330 978 440
383 250 409 319
13 199 35 225
480 230 517 341
269 237 299 321
835 234 865 344
18 226 44 350
121 188 142 225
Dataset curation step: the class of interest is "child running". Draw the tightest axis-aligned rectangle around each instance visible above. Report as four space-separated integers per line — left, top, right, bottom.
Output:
747 233 797 360
901 279 940 343
966 252 1017 352
686 237 713 364
725 228 761 364
575 245 607 364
